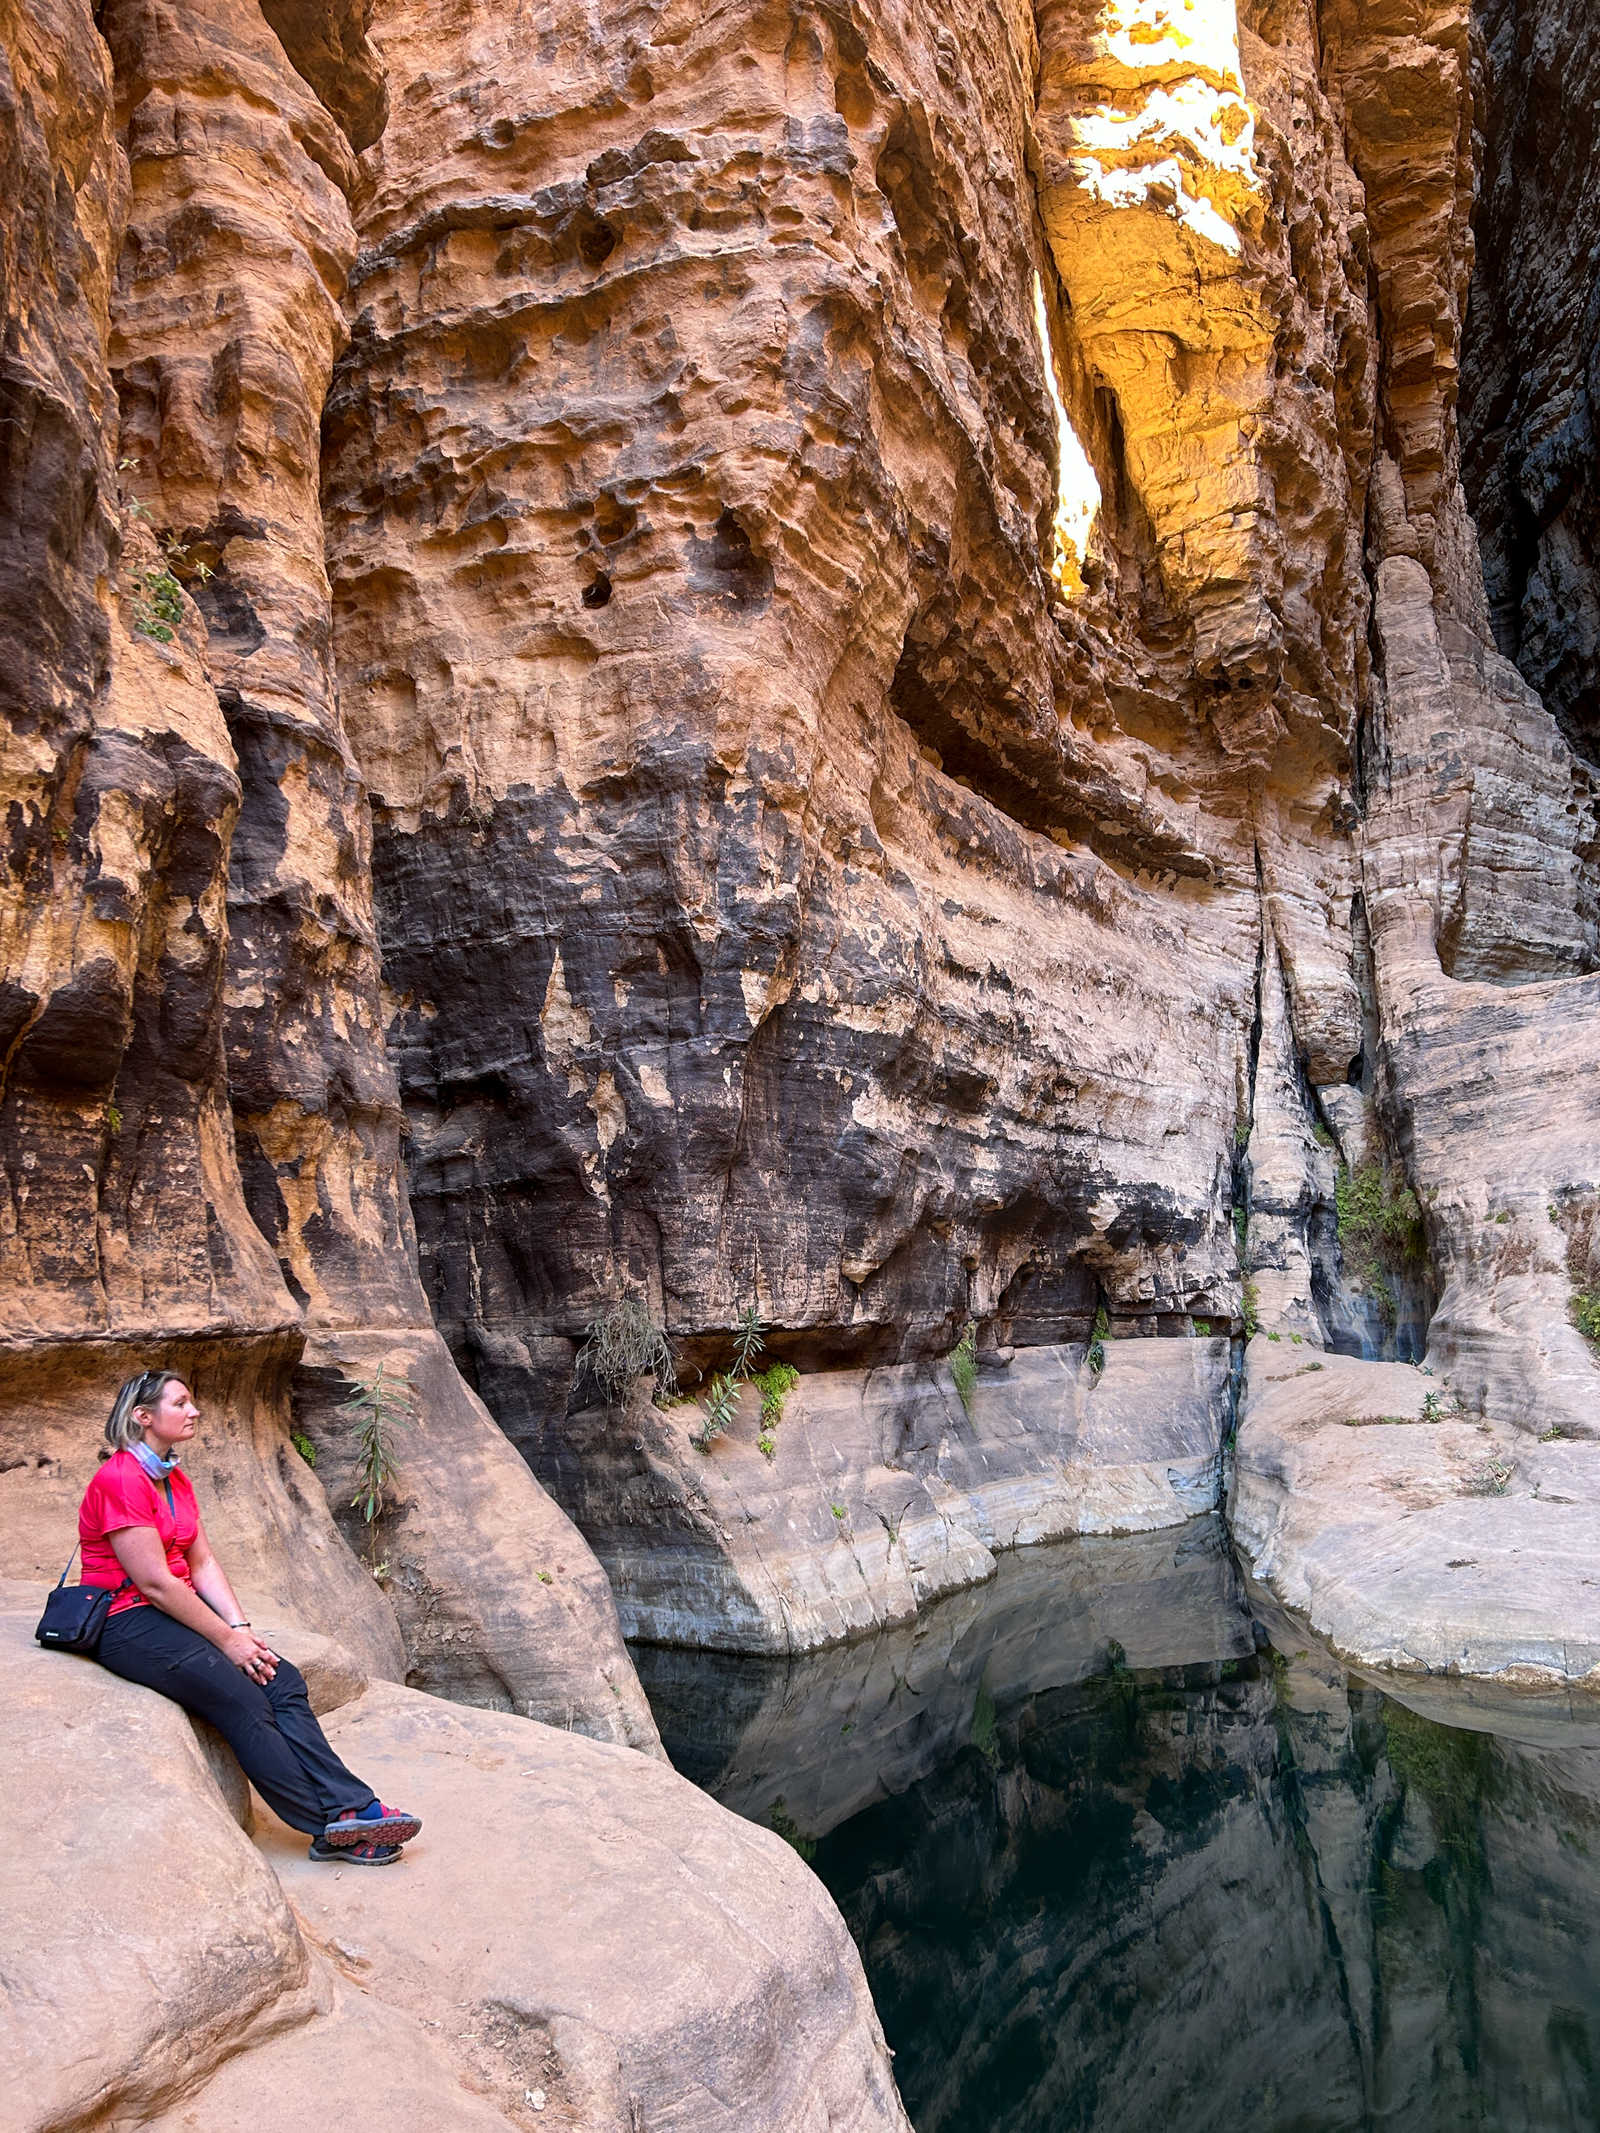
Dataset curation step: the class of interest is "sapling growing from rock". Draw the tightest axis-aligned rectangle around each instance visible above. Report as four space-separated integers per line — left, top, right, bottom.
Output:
339 1365 414 1569
1087 1304 1108 1377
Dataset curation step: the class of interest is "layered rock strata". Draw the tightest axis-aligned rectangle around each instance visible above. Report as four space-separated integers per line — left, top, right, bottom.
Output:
3 0 1597 1752
0 0 658 1749
1461 0 1600 762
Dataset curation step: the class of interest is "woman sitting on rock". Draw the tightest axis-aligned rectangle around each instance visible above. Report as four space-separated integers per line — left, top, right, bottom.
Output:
80 1368 421 1867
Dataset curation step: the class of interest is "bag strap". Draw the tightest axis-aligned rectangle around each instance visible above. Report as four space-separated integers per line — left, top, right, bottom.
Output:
56 1542 133 1597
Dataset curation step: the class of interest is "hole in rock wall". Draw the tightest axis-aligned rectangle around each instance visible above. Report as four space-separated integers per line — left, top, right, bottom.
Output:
1030 272 1101 596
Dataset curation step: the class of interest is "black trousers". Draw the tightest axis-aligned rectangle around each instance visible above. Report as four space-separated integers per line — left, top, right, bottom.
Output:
97 1605 376 1835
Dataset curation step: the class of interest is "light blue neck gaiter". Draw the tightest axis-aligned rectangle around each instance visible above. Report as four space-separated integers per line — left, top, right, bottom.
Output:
131 1440 181 1481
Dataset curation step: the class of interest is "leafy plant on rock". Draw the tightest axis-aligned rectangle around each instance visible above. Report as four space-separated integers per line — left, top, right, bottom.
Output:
754 1361 799 1422
948 1320 978 1413
691 1306 773 1451
692 1372 739 1451
1463 1454 1514 1497
730 1306 766 1378
1087 1303 1109 1378
339 1365 414 1568
1335 1162 1426 1327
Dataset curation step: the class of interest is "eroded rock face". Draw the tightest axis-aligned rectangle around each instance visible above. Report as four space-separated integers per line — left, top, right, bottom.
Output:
3 0 1598 1723
0 0 662 1752
531 1339 1230 1654
253 1679 914 2133
1461 0 1600 764
324 0 1265 1438
1231 1338 1600 1718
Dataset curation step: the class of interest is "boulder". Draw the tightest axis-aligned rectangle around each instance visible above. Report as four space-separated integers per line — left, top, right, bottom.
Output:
0 1610 316 2133
5 1607 912 2133
256 1680 913 2133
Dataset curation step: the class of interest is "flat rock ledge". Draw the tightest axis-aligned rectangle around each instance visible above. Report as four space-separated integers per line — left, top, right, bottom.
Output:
1231 1338 1600 1738
549 1337 1232 1656
2 1610 909 2133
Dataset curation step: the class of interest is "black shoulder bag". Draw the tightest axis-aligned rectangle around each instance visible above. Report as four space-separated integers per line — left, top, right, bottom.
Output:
35 1545 133 1655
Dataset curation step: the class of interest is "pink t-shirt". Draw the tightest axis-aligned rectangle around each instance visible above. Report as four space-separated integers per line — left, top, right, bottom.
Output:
78 1450 199 1615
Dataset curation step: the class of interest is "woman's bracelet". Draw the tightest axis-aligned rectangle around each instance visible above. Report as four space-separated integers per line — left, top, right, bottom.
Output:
228 1619 251 1629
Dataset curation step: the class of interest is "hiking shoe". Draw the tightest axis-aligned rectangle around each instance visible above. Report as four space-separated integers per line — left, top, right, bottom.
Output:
309 1835 400 1865
323 1800 422 1848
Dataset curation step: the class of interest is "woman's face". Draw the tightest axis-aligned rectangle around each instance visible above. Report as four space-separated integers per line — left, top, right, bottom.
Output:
138 1378 200 1452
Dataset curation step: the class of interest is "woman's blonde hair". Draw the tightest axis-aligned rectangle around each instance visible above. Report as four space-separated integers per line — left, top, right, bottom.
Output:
105 1370 187 1452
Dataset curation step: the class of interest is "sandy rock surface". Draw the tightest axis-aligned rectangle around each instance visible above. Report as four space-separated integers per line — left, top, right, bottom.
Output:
259 1679 911 2133
1232 1339 1600 1719
0 1611 317 2133
5 1608 910 2133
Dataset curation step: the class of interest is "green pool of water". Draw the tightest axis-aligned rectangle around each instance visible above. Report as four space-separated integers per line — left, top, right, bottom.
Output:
633 1519 1600 2133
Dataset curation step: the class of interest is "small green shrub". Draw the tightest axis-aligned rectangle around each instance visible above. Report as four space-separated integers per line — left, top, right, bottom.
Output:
1335 1163 1426 1326
1420 1390 1444 1424
289 1428 317 1468
105 1101 123 1134
1235 1119 1250 1149
730 1305 766 1378
537 1569 553 1584
1463 1454 1514 1496
949 1320 978 1412
130 565 184 642
830 1502 847 1520
1572 1289 1600 1346
578 1296 678 1404
753 1361 799 1423
757 1432 777 1460
1311 1121 1335 1149
768 1798 815 1862
1241 1281 1260 1338
690 1305 775 1449
1192 1318 1211 1337
1087 1303 1108 1377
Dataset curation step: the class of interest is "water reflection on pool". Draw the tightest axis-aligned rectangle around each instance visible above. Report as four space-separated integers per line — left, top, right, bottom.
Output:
633 1520 1600 2133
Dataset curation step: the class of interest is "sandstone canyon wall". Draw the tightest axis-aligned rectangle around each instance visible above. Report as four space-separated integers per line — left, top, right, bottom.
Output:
3 0 1596 1676
4 0 1599 2122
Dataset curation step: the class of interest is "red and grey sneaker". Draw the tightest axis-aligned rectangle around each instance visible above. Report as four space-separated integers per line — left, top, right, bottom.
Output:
309 1835 400 1865
323 1800 422 1848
